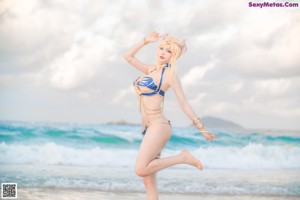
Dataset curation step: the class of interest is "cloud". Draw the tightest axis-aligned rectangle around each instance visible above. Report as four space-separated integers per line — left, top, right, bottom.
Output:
111 86 135 109
216 9 300 79
186 0 246 35
189 93 208 107
228 80 244 94
0 0 299 129
39 32 116 90
76 88 102 103
0 0 78 74
181 60 215 88
254 78 291 96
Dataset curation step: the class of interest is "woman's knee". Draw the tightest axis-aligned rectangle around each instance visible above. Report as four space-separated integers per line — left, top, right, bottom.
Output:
135 164 147 177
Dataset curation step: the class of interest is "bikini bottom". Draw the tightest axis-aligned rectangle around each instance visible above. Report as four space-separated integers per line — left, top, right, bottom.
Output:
141 117 172 159
141 117 172 135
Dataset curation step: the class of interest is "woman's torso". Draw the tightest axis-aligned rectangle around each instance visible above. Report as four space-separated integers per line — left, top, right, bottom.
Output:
133 65 171 124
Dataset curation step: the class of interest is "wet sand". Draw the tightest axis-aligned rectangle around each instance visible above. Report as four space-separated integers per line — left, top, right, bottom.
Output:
17 188 299 200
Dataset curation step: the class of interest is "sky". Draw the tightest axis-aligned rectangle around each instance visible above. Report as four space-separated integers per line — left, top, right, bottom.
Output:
0 0 299 130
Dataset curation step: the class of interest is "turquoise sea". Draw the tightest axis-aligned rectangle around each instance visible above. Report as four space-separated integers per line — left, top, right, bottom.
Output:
0 120 299 197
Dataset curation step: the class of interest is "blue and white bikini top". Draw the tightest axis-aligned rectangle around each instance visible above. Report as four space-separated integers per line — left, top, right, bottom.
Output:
133 63 169 97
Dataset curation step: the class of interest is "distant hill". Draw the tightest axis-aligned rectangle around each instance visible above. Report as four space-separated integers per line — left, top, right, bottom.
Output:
106 119 139 126
196 116 244 130
107 116 244 130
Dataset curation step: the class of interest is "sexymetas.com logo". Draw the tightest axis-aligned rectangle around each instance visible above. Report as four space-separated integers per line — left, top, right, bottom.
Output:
249 1 299 8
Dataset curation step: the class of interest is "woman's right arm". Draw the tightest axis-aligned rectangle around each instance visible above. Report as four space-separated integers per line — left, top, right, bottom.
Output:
123 31 168 74
123 37 149 74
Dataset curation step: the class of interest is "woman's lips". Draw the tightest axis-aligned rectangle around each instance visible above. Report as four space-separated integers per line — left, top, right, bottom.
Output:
160 56 165 59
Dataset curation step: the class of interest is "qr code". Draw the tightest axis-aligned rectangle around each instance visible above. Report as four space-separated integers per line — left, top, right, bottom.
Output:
1 183 17 199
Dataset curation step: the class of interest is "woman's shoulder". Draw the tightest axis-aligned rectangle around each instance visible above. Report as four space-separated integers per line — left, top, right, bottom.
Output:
147 65 157 74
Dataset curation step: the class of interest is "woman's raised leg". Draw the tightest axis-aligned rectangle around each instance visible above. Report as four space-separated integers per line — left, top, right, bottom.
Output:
135 123 202 178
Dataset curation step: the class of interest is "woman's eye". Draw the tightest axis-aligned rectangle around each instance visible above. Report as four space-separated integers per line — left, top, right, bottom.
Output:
168 51 172 53
160 47 163 50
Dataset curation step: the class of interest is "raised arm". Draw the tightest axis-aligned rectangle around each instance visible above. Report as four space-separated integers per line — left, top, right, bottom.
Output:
123 31 168 74
169 73 219 142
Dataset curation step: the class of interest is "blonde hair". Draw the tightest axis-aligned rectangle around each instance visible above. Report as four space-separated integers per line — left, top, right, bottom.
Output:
156 36 187 79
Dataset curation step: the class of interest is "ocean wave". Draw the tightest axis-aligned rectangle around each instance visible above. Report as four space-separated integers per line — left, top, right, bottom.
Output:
0 142 137 167
1 142 299 169
192 143 300 169
1 121 300 149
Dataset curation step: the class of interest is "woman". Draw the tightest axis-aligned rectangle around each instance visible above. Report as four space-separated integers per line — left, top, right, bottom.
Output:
123 31 218 199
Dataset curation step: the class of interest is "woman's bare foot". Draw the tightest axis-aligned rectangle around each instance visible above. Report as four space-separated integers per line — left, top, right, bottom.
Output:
179 150 203 170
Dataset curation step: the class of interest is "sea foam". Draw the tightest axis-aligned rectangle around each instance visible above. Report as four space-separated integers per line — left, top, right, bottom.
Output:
1 142 299 169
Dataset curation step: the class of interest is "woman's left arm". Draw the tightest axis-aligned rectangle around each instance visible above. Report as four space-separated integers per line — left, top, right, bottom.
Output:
169 73 219 142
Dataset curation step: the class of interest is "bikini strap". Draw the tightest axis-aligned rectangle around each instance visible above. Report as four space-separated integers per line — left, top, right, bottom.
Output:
140 67 166 96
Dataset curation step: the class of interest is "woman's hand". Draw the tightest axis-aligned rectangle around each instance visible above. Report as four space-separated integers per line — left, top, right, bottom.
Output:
198 128 219 143
145 31 168 43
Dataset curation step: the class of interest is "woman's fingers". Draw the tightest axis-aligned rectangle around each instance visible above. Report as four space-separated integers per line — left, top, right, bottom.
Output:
148 32 168 42
200 130 219 143
148 31 160 41
159 33 169 38
203 131 219 143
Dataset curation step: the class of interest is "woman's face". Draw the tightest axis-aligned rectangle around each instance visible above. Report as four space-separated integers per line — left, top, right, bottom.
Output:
157 45 173 64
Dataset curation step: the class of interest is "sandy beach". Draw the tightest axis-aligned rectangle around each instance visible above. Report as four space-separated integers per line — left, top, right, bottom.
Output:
17 188 299 200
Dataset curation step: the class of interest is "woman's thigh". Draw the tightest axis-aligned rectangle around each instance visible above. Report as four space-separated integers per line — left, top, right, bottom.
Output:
136 123 172 167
